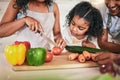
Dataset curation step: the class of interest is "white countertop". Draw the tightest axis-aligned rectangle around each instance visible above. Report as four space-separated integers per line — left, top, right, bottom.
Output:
0 52 101 80
1 43 120 80
0 36 101 80
0 41 104 80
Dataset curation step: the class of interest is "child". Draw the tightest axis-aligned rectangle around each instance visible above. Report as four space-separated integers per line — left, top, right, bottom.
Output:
62 1 103 48
0 0 66 50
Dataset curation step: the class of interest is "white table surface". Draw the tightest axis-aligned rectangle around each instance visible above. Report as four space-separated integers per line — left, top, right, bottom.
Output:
0 40 101 80
0 52 100 80
1 42 120 80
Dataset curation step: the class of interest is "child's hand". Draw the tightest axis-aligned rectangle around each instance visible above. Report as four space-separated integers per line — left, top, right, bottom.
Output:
55 37 66 50
82 40 96 48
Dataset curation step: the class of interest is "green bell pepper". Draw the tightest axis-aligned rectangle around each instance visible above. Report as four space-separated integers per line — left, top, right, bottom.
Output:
27 47 46 66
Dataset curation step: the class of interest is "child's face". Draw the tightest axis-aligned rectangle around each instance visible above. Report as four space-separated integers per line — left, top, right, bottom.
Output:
70 15 90 39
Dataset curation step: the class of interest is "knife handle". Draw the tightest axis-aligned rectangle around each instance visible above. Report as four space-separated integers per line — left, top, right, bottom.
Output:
27 26 42 34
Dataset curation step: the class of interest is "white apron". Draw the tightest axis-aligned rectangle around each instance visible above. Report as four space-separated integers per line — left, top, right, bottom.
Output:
16 3 55 50
62 27 99 48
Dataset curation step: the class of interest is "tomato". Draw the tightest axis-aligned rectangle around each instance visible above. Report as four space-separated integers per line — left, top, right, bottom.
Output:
52 47 62 55
45 51 53 62
14 41 31 51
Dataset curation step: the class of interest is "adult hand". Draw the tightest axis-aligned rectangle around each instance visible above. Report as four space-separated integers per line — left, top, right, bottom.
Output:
25 16 44 33
95 52 118 65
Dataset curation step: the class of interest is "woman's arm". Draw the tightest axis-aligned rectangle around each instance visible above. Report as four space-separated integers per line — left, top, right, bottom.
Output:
0 0 26 37
0 0 43 37
53 2 61 39
98 29 120 52
53 2 66 49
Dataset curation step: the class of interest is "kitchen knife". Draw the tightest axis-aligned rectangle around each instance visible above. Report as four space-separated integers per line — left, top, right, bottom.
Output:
38 29 57 47
42 33 57 46
27 26 57 46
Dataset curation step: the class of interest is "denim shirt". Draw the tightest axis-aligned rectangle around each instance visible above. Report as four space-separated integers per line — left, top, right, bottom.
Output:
102 9 120 41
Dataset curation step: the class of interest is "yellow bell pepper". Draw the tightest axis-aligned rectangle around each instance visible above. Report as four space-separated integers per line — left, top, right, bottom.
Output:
4 44 26 65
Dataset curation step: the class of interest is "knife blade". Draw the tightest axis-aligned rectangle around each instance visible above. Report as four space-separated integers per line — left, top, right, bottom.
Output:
42 33 57 46
27 25 57 47
37 29 57 47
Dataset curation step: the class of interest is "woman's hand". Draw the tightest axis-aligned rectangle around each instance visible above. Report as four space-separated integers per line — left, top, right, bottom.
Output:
25 16 44 33
95 52 120 77
95 52 118 65
82 40 96 48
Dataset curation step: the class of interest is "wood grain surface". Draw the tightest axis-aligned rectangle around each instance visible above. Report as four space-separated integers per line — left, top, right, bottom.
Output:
12 52 98 71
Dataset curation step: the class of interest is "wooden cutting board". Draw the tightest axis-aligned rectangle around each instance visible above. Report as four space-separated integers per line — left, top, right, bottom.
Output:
12 52 98 71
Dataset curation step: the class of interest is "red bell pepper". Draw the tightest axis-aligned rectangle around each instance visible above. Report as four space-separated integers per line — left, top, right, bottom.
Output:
14 41 31 51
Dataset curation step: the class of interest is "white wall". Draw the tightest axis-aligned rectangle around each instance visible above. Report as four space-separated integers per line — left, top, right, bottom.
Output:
57 0 90 28
0 0 8 1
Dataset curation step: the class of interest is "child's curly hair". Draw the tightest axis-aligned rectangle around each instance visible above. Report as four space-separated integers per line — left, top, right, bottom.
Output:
13 0 53 14
65 1 103 38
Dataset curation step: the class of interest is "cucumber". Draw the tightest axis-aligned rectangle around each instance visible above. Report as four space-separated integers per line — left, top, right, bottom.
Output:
65 45 107 54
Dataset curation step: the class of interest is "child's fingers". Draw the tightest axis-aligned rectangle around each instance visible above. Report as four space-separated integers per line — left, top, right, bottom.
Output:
82 40 87 47
82 40 96 48
78 54 86 63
